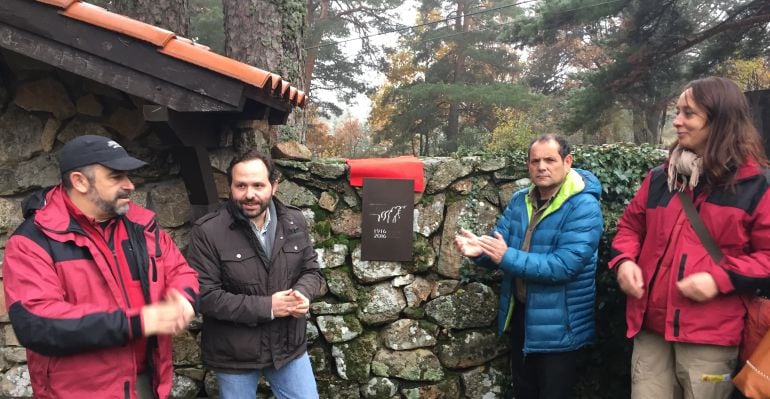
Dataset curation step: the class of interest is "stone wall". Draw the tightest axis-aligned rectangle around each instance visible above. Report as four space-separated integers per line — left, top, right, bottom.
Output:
0 51 530 398
275 156 526 399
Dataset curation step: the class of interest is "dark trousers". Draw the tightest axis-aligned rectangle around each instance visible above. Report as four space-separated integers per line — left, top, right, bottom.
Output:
136 371 153 399
510 300 581 399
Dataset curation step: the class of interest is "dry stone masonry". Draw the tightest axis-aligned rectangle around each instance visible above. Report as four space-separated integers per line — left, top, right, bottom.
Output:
0 53 534 398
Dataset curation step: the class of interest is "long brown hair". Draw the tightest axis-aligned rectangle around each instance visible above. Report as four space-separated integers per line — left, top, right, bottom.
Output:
672 76 767 187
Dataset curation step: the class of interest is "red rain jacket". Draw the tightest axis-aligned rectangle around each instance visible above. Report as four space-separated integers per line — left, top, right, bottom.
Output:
609 161 770 346
3 186 199 398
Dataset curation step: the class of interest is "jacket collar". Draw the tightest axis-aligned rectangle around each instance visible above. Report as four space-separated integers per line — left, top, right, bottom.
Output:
32 185 156 234
735 158 761 180
524 168 587 220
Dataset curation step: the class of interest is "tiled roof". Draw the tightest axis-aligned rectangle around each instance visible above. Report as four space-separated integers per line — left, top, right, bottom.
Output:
36 0 306 108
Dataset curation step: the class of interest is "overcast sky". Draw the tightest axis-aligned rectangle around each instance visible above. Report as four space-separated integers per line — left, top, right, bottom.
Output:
316 1 418 125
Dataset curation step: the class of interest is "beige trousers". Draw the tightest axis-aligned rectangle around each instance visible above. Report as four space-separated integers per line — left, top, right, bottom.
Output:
631 330 738 399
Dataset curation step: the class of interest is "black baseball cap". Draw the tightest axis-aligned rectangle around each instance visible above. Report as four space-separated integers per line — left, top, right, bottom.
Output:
57 135 147 173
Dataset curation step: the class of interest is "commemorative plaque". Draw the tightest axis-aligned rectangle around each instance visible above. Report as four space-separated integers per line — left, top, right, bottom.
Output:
361 178 414 261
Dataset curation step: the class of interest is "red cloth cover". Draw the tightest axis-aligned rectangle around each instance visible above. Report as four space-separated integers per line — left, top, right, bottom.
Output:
346 156 425 192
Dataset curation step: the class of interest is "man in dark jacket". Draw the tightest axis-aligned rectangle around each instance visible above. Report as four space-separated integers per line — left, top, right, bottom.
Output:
455 134 603 399
3 135 199 399
187 150 324 399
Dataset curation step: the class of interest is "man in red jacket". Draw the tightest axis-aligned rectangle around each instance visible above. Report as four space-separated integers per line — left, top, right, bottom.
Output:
3 135 199 399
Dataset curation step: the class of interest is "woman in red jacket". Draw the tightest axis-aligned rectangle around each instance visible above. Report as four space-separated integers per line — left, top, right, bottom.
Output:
609 76 770 399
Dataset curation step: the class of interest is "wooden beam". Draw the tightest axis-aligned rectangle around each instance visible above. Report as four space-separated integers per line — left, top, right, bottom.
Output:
243 86 291 114
0 0 247 108
0 0 298 119
146 108 220 220
144 106 220 147
268 107 290 125
0 23 238 112
174 145 219 222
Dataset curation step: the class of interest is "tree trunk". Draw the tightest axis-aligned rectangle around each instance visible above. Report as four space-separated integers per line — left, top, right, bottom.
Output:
304 0 329 97
443 0 468 154
222 0 307 143
632 104 664 145
112 0 189 36
445 103 460 153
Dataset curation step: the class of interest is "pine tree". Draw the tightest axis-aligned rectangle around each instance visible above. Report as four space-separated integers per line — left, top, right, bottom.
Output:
501 0 770 144
371 0 540 155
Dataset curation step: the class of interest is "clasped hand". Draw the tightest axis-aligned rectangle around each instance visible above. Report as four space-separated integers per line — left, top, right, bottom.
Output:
272 289 309 318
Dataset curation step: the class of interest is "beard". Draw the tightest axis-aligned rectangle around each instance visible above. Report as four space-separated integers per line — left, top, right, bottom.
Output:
232 194 271 221
87 187 132 218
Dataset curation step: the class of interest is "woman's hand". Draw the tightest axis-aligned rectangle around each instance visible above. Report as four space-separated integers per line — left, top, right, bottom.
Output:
617 260 645 299
677 272 718 302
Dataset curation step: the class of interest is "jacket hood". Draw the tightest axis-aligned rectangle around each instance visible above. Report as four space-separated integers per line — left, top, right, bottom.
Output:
21 186 54 219
573 168 602 200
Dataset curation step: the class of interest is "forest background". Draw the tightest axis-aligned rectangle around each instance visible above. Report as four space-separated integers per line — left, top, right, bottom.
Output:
78 1 770 397
89 0 770 158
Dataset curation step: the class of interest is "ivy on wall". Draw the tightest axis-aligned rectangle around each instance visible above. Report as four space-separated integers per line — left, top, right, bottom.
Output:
572 144 666 398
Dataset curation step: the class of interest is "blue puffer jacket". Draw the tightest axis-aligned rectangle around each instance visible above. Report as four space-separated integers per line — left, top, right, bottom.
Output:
475 168 603 354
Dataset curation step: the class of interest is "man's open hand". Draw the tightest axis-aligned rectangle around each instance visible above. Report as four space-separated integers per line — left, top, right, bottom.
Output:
141 289 194 336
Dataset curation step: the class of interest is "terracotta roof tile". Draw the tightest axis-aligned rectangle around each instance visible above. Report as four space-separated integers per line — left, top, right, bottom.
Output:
63 3 175 47
35 0 305 108
37 0 77 7
159 39 272 89
280 81 291 97
175 36 211 52
269 73 282 91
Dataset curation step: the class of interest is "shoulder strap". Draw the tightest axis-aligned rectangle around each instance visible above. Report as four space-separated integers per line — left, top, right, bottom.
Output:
677 191 723 263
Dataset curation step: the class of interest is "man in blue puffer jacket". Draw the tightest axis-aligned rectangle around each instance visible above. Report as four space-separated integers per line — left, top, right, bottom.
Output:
456 134 603 399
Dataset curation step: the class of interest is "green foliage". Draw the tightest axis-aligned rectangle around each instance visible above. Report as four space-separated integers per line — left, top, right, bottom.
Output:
371 81 540 155
278 124 301 142
305 0 404 117
499 0 770 143
189 0 225 53
486 108 538 153
572 144 667 210
715 57 770 91
312 219 332 238
369 0 536 155
572 144 667 399
456 125 490 153
277 0 306 35
317 234 354 250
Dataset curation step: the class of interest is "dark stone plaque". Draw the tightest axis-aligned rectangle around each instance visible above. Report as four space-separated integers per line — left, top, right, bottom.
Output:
361 178 414 261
